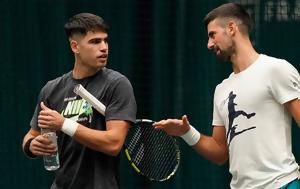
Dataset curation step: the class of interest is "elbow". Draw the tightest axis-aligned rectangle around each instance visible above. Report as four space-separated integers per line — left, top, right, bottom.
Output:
214 158 228 165
213 153 229 165
107 146 122 157
99 141 123 157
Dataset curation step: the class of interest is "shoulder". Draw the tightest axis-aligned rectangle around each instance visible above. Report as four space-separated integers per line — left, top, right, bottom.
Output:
101 68 131 86
260 55 299 80
215 72 234 91
102 68 126 80
260 54 293 69
41 72 71 93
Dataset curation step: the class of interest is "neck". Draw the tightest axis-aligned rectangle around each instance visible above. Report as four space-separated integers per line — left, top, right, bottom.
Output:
230 37 259 73
72 60 101 79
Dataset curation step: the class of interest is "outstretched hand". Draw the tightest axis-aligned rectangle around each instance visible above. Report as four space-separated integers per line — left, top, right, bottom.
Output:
153 115 191 136
38 102 65 131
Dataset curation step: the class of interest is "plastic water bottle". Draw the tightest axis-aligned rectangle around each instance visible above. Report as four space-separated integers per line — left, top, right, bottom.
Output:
41 129 60 171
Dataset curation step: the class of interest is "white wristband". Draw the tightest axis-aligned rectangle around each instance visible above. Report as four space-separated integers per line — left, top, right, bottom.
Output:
61 118 78 137
180 125 201 146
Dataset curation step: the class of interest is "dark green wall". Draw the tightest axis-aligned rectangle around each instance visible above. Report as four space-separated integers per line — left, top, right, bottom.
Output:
1 0 300 188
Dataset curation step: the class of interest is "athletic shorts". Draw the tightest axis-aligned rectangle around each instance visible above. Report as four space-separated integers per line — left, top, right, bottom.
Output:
280 179 300 189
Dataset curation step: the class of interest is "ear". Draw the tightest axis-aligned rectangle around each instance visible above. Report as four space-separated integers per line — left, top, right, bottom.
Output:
70 39 79 54
227 21 236 36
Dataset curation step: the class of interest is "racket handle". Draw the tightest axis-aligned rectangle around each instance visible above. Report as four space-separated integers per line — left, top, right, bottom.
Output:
74 84 106 116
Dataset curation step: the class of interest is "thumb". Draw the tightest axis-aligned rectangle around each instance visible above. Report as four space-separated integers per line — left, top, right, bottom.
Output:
182 115 189 126
40 102 50 110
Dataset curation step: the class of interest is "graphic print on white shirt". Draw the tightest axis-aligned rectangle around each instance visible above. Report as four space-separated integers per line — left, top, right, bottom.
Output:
226 91 256 145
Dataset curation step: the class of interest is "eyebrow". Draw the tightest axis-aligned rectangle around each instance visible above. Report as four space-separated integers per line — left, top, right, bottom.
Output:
88 36 108 42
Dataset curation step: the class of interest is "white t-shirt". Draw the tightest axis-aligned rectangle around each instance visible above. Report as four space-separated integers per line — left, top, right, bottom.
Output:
212 54 300 188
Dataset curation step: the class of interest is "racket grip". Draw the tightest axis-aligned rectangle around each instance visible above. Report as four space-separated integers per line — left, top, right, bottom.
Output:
74 84 106 116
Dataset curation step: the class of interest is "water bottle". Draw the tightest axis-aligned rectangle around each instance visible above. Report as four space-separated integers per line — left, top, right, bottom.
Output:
41 129 60 171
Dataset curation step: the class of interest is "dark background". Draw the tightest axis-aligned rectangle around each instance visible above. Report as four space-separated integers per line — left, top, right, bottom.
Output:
1 0 300 188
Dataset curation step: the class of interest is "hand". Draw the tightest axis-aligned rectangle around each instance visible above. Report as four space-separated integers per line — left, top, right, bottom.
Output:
29 135 57 156
38 102 65 131
153 115 191 136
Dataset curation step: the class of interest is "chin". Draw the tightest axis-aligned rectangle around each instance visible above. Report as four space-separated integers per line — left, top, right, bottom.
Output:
97 61 107 68
216 52 231 62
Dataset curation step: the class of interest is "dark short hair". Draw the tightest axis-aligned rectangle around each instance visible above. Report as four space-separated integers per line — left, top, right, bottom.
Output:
203 3 252 35
64 13 109 38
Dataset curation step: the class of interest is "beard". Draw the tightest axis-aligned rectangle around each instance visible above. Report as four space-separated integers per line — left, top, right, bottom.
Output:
214 45 235 63
216 49 231 62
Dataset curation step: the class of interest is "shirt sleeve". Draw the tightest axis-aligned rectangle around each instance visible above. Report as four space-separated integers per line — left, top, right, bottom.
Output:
105 77 137 123
269 60 300 104
212 86 225 127
30 84 48 130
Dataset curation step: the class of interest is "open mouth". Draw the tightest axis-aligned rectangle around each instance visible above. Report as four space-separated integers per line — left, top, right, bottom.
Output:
214 48 221 55
98 54 108 59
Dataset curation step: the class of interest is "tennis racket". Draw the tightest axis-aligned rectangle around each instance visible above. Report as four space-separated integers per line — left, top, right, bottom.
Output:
74 84 180 181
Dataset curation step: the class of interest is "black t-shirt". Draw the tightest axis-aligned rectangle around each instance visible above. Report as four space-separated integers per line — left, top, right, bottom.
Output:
30 68 137 189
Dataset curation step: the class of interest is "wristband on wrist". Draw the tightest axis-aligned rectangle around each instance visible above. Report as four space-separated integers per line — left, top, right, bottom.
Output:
23 138 37 159
61 118 78 137
180 125 201 146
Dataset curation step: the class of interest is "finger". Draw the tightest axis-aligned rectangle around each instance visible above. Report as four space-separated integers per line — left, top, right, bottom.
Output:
34 135 53 145
38 117 51 125
33 144 57 153
32 142 57 154
38 119 50 126
31 149 51 156
153 125 163 129
38 123 50 130
153 122 162 126
40 102 51 111
32 147 57 156
39 109 52 116
38 114 51 122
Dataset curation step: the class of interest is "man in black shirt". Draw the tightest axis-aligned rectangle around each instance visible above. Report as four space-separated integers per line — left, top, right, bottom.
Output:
22 13 137 189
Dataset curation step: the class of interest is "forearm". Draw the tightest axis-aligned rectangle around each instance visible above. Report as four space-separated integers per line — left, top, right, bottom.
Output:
192 134 229 165
22 128 40 158
153 116 229 164
69 120 129 156
181 125 229 165
73 125 125 156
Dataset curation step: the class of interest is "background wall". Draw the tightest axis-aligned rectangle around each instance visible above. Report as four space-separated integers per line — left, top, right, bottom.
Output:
1 0 300 188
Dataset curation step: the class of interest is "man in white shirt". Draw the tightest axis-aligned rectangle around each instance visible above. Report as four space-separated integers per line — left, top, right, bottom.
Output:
153 3 300 189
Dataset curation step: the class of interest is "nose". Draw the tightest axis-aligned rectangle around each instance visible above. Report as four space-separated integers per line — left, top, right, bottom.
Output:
100 40 108 51
207 38 214 50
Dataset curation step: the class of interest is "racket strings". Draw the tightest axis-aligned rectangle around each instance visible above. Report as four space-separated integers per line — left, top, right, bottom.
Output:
125 122 180 181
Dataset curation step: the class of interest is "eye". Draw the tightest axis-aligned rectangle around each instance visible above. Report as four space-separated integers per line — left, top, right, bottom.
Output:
208 32 216 39
89 39 101 44
89 38 108 44
103 38 108 43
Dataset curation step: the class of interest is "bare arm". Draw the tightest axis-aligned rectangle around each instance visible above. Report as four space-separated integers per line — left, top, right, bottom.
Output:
192 126 228 165
22 128 40 149
285 98 300 127
72 120 129 156
154 115 229 165
38 102 129 156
